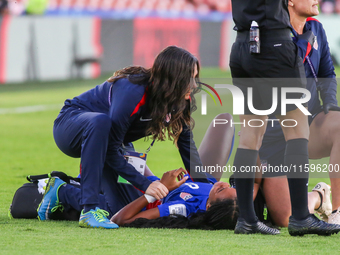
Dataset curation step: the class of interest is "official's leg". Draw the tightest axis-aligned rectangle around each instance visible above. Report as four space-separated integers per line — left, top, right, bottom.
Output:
277 108 310 221
230 33 280 235
234 114 268 223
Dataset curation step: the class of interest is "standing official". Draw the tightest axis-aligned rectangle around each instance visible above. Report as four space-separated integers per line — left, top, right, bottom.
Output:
259 0 340 227
229 0 340 235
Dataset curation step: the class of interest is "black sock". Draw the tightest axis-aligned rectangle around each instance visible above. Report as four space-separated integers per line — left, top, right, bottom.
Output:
285 138 310 220
233 148 258 223
83 204 97 213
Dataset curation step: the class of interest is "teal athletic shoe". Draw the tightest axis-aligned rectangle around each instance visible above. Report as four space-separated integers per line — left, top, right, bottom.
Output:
79 207 119 229
37 177 66 221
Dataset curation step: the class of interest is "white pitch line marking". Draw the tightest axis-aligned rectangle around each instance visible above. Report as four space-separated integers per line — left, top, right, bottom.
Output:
0 104 63 115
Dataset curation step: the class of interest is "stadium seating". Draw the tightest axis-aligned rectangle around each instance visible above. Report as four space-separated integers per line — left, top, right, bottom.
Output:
7 0 340 16
45 0 233 14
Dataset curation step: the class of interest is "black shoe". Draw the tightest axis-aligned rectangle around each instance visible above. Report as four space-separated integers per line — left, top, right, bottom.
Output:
288 214 340 236
234 218 280 235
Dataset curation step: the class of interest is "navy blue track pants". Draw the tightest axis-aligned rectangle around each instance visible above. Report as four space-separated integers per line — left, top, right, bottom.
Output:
53 106 142 212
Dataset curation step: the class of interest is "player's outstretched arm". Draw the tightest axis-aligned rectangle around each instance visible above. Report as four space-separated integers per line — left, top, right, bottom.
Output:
111 194 161 226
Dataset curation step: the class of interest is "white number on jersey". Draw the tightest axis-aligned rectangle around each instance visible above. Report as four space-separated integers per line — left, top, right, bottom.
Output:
184 183 199 189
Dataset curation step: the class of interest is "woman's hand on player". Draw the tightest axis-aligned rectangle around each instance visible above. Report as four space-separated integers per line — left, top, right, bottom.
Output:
145 181 169 200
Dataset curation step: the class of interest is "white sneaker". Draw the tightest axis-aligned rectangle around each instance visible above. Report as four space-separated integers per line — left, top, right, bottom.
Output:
328 207 340 225
312 182 332 221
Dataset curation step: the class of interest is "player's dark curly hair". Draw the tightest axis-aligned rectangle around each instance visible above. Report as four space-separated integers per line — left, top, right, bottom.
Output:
107 46 200 144
122 198 239 230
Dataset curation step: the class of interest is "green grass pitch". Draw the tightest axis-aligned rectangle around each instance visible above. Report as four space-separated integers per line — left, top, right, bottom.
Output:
1 67 340 254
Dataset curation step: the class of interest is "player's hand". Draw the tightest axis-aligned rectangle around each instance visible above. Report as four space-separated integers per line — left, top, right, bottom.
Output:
160 168 188 191
323 103 340 114
145 181 168 200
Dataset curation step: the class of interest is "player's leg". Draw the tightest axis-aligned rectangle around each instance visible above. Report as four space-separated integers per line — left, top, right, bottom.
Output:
37 177 109 220
262 176 291 227
101 156 145 216
263 177 331 227
311 182 332 220
58 182 109 214
309 111 340 222
198 113 234 181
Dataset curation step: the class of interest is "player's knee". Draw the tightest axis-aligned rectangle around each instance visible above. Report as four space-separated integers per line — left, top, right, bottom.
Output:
214 113 233 130
215 113 232 122
274 216 289 228
270 207 290 227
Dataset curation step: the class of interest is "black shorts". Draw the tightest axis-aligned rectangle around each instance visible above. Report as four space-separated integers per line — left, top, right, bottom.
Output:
230 29 307 116
259 137 286 177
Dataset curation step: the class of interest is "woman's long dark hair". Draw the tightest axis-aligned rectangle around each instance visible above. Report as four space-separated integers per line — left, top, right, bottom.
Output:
123 199 239 230
107 46 200 143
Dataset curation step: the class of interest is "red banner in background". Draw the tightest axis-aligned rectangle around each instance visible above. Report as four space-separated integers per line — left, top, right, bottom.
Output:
133 18 200 68
0 16 10 84
91 17 102 79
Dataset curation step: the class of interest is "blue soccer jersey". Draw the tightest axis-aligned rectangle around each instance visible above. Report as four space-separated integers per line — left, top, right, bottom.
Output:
157 176 216 217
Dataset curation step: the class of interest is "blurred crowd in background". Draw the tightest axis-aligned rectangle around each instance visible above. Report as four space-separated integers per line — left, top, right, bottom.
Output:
1 0 340 16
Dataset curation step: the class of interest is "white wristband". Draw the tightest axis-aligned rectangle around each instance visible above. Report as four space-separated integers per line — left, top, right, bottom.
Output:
144 194 157 203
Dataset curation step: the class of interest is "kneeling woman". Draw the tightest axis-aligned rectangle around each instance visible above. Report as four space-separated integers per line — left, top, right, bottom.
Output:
48 46 208 229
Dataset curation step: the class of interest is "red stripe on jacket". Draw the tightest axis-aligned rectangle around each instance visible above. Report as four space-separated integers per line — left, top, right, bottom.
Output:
306 17 320 23
303 43 312 63
130 90 147 117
